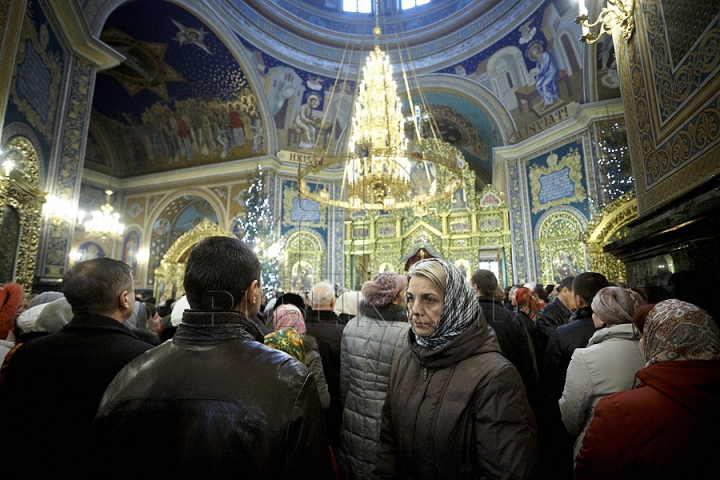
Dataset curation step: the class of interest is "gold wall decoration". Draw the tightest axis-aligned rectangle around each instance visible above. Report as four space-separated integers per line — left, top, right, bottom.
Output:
581 192 637 283
153 218 233 300
340 178 513 286
618 0 720 214
536 211 587 285
529 148 587 214
283 231 324 293
282 181 327 230
1 136 46 292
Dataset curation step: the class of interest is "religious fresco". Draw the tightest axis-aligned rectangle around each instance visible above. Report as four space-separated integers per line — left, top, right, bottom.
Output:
91 0 265 178
595 35 621 101
122 230 141 275
435 0 584 143
241 41 356 155
5 0 64 173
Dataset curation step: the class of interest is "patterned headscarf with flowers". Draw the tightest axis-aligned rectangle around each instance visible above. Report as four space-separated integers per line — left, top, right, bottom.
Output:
643 299 720 366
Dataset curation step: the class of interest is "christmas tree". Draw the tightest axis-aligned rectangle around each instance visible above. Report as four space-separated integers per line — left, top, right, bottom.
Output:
595 121 633 208
236 165 282 294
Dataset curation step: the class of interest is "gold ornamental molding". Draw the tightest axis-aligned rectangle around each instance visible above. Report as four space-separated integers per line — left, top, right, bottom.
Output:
582 193 637 283
575 0 635 44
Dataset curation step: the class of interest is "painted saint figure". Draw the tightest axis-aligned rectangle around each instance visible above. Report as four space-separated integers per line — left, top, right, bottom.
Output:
291 94 321 149
528 43 560 112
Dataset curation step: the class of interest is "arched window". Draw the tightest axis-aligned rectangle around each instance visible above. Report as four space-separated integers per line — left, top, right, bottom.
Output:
343 0 372 12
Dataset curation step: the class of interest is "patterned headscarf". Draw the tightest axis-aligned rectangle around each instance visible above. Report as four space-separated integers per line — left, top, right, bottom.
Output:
591 287 644 326
515 287 541 321
264 327 305 363
273 304 306 334
643 299 720 366
411 258 480 350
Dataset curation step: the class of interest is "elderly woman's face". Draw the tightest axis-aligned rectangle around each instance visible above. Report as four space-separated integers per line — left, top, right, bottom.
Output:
406 275 444 337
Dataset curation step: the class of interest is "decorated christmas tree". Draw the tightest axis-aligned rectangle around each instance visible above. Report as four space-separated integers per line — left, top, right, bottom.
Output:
236 165 282 294
595 121 633 208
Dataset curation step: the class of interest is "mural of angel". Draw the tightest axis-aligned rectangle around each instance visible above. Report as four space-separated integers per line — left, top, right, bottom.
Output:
171 18 213 55
518 21 536 45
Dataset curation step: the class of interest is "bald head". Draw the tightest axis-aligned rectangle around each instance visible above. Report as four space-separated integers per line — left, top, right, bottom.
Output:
311 282 335 311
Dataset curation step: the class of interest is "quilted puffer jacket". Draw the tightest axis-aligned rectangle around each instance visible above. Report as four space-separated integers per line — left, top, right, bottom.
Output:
337 301 409 480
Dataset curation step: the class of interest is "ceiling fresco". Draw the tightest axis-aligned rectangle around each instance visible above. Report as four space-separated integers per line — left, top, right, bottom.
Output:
89 0 264 178
84 0 615 182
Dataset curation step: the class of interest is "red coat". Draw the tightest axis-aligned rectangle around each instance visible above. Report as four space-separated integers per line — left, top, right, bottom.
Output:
0 283 23 339
575 360 720 479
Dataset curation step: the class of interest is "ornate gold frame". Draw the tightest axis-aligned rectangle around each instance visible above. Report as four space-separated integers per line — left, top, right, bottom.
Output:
153 218 234 299
1 136 46 292
536 211 588 285
282 231 324 292
581 192 637 283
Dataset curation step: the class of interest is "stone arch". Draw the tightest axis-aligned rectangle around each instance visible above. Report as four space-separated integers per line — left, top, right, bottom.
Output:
153 218 234 300
147 192 223 286
535 207 588 285
557 29 582 76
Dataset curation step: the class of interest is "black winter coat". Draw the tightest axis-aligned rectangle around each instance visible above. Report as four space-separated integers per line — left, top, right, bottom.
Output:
477 297 539 410
93 311 335 480
0 313 152 478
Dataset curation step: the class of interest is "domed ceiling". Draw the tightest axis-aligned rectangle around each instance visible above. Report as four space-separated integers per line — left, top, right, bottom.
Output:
85 0 600 186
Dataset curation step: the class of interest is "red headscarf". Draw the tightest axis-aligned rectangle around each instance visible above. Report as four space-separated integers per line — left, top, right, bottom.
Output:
515 287 541 321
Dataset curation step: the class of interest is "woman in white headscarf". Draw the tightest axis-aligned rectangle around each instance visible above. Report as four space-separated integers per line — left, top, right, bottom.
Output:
375 258 537 480
575 299 720 479
559 286 645 461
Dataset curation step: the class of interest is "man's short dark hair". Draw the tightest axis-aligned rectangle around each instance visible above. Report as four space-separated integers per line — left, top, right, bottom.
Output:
471 269 498 296
183 236 260 310
62 258 133 315
573 272 609 306
559 276 574 292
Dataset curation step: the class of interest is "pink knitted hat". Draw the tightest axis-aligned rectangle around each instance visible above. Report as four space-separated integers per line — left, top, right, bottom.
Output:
362 273 407 307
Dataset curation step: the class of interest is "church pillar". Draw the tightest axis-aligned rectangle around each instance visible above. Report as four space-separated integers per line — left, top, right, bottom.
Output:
36 57 94 281
34 0 122 284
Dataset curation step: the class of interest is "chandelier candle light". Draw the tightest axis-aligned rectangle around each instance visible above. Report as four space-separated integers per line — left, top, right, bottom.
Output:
298 1 464 212
79 189 125 240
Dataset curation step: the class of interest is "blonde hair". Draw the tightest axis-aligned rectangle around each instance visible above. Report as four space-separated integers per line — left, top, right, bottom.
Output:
407 260 447 295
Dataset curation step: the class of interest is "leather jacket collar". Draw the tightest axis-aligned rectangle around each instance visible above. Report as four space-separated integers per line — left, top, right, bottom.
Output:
176 310 265 343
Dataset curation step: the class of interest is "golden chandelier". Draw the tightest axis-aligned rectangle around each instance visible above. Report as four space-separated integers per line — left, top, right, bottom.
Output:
298 9 464 212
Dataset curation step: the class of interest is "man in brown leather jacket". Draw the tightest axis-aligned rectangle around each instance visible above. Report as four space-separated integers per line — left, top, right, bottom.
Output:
93 236 335 479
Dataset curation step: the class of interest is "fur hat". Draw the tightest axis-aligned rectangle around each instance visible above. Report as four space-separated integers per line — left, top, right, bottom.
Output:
362 273 407 307
35 297 73 333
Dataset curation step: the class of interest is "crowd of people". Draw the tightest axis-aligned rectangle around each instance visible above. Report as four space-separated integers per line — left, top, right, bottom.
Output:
0 236 718 479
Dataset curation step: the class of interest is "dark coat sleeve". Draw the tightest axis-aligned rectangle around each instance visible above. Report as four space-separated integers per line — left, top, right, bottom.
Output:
374 355 400 479
286 373 337 480
475 364 538 480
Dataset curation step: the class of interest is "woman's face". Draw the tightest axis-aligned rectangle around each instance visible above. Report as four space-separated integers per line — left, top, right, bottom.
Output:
406 275 444 337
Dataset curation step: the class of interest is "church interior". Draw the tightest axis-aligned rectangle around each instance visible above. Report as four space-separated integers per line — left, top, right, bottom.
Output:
1 0 719 320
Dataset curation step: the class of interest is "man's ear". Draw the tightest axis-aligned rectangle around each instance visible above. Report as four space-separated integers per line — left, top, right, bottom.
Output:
119 290 131 310
247 280 259 306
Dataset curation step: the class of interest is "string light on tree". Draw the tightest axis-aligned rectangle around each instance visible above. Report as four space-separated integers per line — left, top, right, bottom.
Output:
235 165 282 294
595 121 632 208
